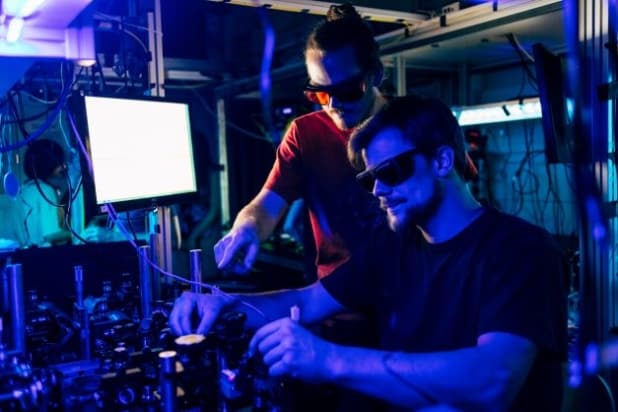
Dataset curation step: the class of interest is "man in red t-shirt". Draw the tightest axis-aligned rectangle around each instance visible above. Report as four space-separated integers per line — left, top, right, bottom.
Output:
215 3 388 279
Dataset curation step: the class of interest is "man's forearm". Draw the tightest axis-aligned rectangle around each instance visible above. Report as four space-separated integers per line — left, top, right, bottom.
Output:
231 190 288 241
327 342 529 411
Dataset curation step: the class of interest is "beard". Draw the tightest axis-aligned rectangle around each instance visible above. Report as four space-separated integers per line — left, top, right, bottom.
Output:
327 108 361 131
327 89 376 131
387 179 444 232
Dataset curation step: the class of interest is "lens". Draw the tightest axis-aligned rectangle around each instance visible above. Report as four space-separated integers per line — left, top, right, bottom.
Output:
304 72 366 105
304 90 330 105
333 84 366 102
374 163 403 186
355 149 419 192
356 172 376 192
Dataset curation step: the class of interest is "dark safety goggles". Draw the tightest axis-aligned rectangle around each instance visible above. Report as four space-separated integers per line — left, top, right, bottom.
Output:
356 148 423 192
303 72 367 105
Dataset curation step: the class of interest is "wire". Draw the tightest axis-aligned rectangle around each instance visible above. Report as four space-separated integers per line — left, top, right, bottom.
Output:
121 28 149 54
506 33 535 63
20 91 58 105
596 374 617 412
63 172 89 245
505 33 537 85
0 64 76 153
93 11 161 34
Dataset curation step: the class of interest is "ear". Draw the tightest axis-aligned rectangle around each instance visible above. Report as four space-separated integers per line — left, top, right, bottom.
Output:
433 146 455 177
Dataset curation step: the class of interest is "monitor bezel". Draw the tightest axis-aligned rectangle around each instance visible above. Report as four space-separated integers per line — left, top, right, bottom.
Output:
71 92 200 221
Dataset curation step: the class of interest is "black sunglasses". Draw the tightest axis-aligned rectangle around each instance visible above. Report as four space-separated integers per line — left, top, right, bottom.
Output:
356 148 422 192
303 72 367 105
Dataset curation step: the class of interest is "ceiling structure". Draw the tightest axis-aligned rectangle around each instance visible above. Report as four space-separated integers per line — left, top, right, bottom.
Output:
0 0 566 104
378 0 564 70
157 0 565 101
0 0 95 97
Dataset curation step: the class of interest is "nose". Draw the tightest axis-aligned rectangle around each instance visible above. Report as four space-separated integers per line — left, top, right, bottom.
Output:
328 95 344 110
372 179 391 197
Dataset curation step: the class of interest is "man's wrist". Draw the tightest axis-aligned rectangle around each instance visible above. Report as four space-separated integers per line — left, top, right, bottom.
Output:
232 218 260 240
323 342 345 383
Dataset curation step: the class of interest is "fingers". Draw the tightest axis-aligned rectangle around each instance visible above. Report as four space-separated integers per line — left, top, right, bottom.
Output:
261 337 290 366
250 318 305 372
214 236 233 268
169 291 194 335
169 291 225 336
214 227 259 273
249 318 283 355
196 298 222 335
250 319 299 377
243 242 259 270
268 351 296 377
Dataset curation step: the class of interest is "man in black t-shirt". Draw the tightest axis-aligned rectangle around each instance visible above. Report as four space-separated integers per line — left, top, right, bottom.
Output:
170 95 567 411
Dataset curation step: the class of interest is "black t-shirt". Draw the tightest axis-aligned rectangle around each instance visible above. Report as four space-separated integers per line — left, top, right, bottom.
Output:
321 207 568 411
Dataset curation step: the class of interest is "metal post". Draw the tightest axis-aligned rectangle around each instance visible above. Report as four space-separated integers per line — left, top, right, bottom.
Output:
74 265 84 307
139 245 153 320
159 350 177 412
7 264 25 355
149 232 161 300
217 98 230 226
189 249 203 294
394 54 406 96
147 0 165 97
74 265 91 360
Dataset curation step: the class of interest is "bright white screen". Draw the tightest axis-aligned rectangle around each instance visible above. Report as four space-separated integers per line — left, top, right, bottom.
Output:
84 96 197 205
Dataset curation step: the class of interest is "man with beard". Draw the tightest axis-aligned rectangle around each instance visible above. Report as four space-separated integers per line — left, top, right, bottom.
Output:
170 95 567 411
214 3 387 279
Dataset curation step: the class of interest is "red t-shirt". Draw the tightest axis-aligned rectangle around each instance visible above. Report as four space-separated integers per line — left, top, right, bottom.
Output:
264 110 385 278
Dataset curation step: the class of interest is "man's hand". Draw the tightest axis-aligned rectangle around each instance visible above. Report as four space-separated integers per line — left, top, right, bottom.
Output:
169 291 234 335
249 317 336 383
214 224 260 274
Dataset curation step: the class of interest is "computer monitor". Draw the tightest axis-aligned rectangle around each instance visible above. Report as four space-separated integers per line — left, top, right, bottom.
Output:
74 94 199 217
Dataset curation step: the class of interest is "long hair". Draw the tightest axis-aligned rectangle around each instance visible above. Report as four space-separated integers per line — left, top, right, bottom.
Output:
305 3 382 74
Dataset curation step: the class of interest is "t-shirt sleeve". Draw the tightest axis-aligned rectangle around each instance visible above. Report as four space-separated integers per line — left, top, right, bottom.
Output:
320 226 389 313
479 229 567 358
263 120 303 203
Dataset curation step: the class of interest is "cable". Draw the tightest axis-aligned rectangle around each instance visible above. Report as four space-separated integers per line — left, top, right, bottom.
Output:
505 33 537 84
63 172 89 245
93 11 161 34
121 28 149 55
0 64 76 153
596 374 617 412
19 91 58 105
506 33 535 63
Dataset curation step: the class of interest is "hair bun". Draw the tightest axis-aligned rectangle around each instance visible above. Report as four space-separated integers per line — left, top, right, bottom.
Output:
326 3 362 22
